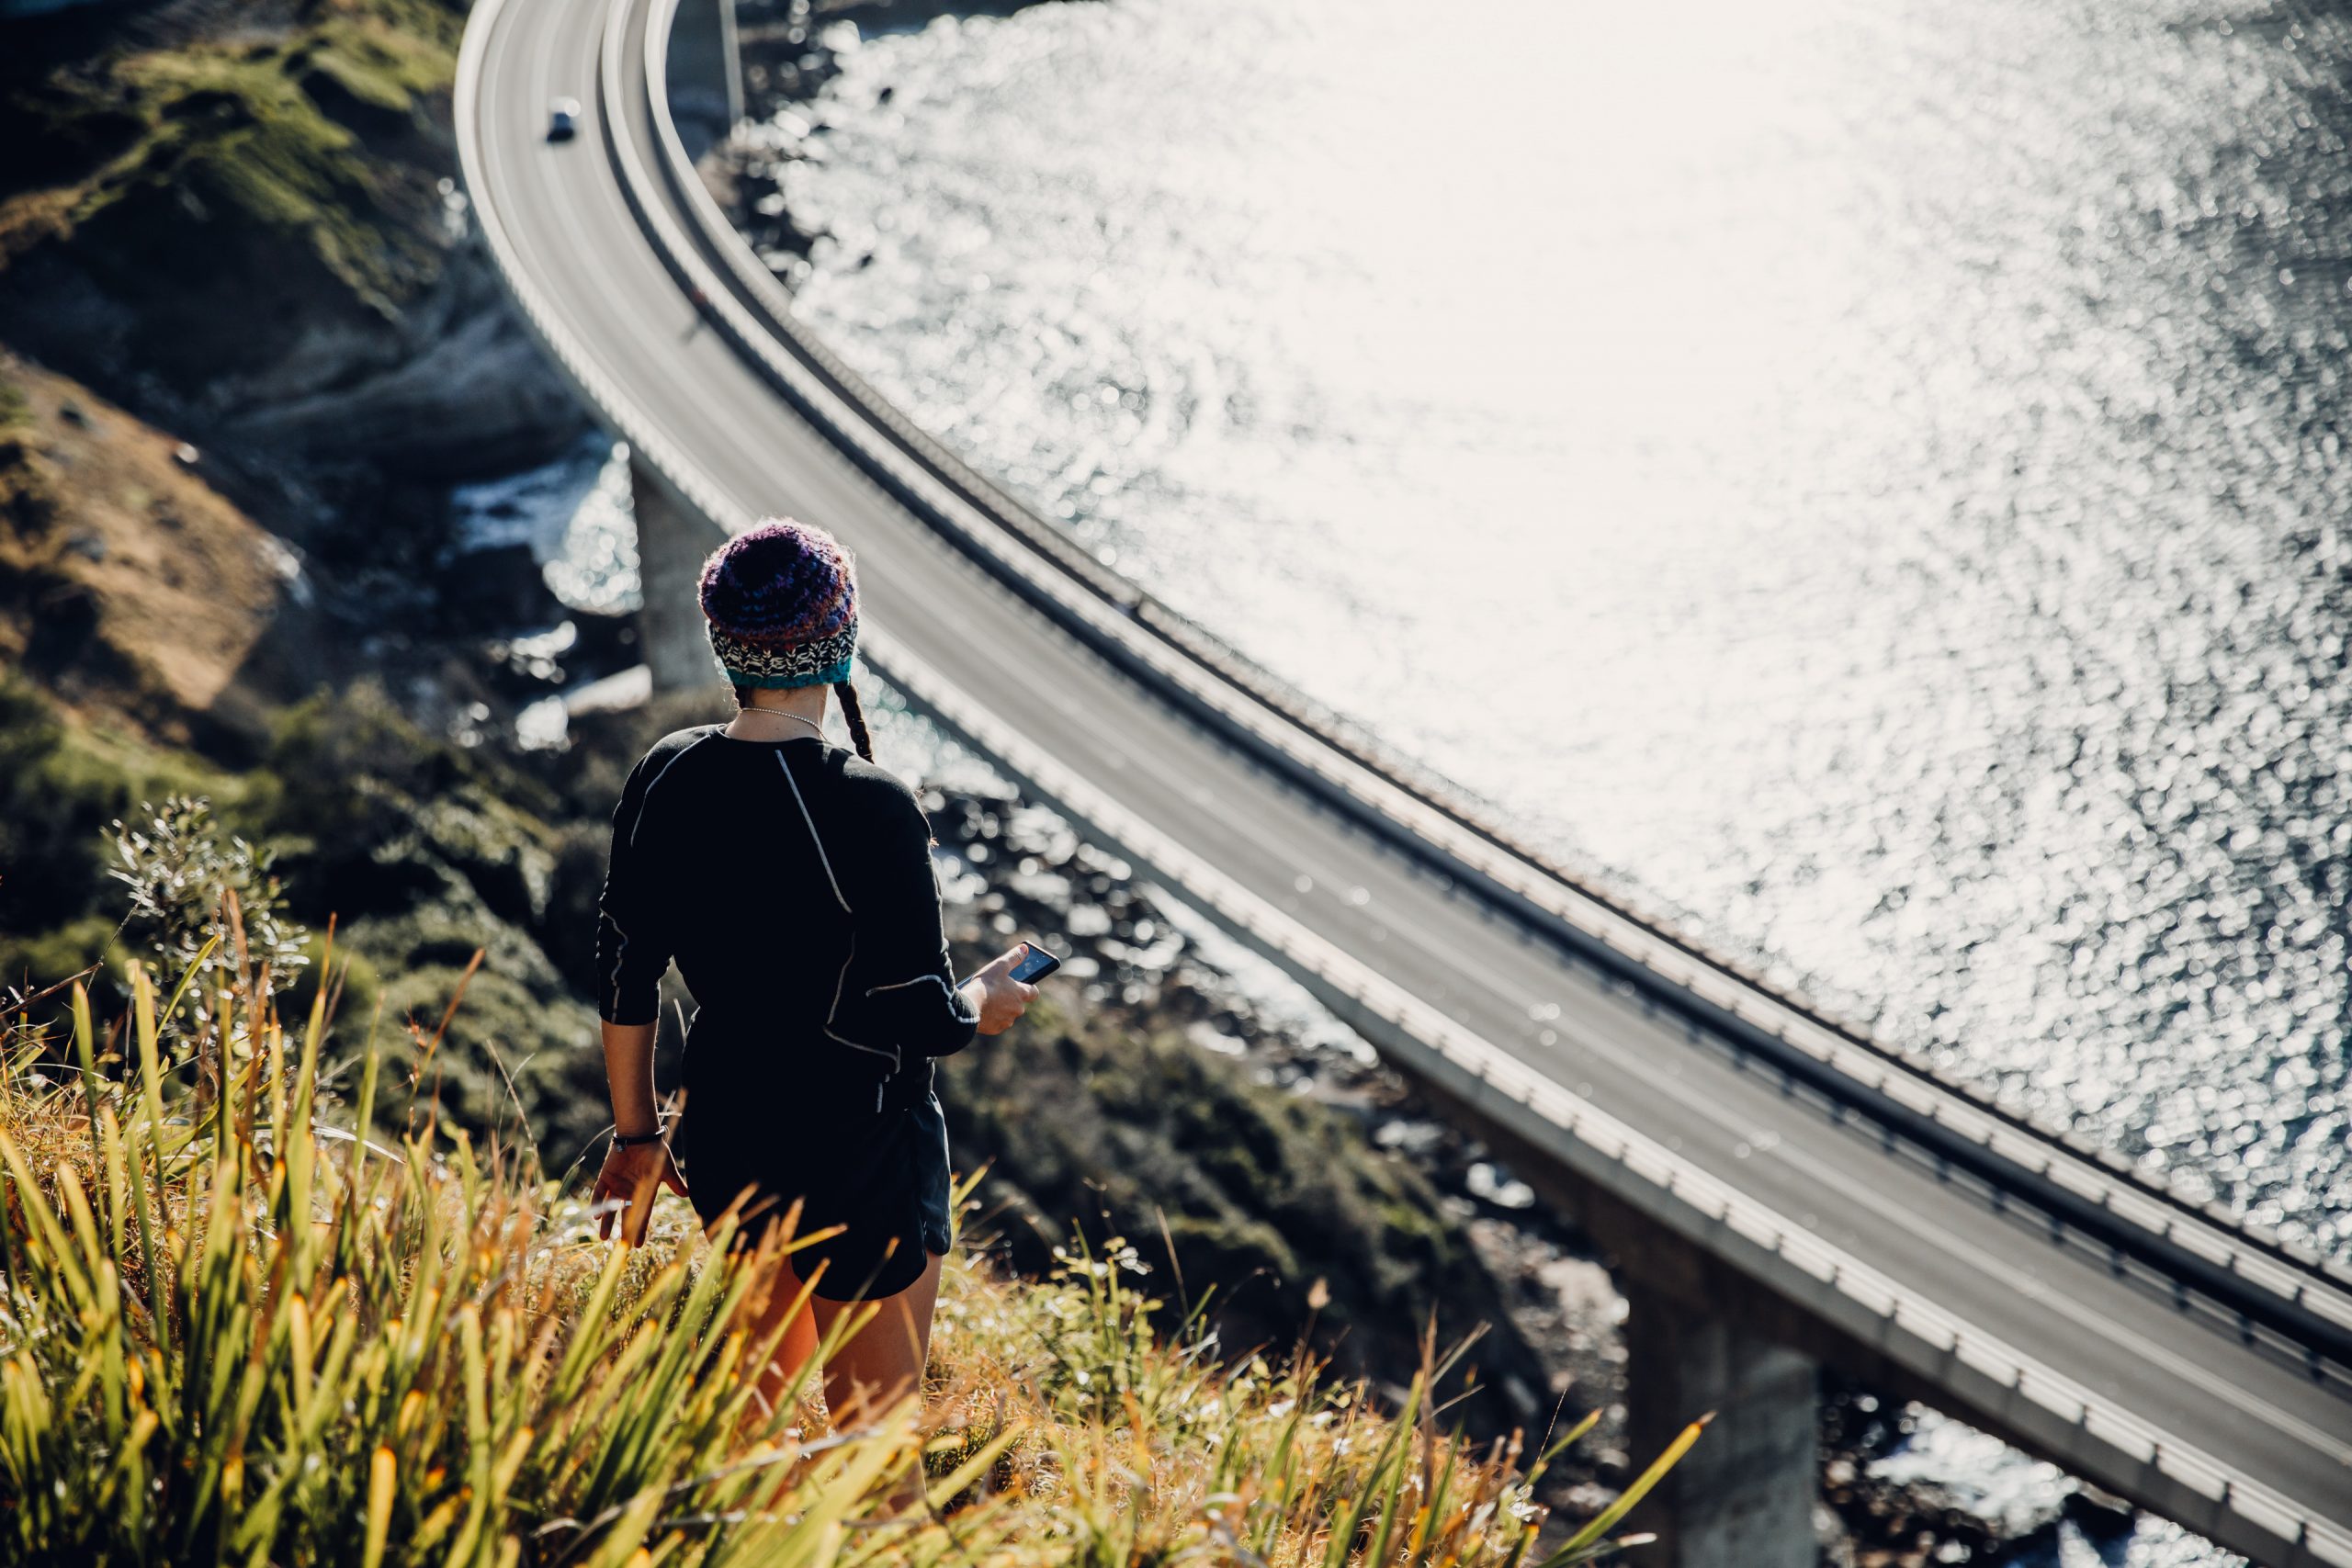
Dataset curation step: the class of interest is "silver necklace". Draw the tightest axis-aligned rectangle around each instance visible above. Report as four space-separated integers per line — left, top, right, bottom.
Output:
733 708 826 739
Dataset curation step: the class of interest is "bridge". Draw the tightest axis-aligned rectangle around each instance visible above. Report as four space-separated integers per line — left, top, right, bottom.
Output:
453 1 2352 1561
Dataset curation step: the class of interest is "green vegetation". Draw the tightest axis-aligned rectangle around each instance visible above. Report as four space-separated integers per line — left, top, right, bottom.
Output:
3 0 459 257
0 676 614 1169
98 0 457 299
0 363 53 560
0 923 1695 1562
0 677 251 973
947 995 1529 1391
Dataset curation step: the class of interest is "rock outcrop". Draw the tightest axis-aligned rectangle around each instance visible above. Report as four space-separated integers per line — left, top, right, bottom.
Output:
0 0 581 481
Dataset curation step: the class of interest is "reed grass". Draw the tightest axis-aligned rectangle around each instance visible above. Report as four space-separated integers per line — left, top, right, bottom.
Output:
0 933 1697 1565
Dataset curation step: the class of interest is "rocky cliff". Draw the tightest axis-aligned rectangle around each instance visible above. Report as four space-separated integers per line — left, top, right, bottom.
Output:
0 0 579 479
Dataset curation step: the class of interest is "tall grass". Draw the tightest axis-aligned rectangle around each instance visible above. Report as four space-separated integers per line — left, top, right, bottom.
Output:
0 935 1697 1565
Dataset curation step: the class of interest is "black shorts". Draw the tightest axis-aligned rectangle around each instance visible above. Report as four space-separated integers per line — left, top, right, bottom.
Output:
679 1082 953 1302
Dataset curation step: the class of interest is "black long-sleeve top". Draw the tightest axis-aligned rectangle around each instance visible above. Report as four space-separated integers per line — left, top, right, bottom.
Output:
594 728 978 1104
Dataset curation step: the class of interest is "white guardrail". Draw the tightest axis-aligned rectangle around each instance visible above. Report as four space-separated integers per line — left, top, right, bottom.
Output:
455 2 2352 1561
621 0 2352 1329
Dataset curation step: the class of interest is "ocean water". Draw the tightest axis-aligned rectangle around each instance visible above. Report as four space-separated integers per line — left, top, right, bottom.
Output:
744 0 2352 1280
453 431 643 616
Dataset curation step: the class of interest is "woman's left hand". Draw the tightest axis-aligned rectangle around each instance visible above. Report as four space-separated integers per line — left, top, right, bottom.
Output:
593 1139 689 1243
963 945 1041 1036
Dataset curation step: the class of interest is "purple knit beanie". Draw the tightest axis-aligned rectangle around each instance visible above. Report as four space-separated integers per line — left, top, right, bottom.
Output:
696 519 859 689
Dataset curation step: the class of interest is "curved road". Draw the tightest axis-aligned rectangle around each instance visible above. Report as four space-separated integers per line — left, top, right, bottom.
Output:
458 0 2352 1560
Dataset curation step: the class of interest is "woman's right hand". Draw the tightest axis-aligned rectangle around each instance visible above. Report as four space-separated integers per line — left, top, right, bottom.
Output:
963 944 1041 1035
593 1137 688 1244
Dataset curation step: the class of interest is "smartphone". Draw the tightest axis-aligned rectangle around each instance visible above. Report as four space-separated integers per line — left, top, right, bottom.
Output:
1009 943 1062 984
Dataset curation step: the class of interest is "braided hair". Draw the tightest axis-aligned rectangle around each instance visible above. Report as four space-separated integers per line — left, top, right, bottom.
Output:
834 680 876 762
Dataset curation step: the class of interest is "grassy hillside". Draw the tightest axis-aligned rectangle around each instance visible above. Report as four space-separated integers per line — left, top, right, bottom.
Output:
0 673 615 1166
0 0 463 396
0 348 300 740
0 940 1693 1563
2 0 580 481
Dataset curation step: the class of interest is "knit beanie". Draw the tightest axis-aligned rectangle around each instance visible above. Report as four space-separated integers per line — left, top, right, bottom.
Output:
696 519 859 689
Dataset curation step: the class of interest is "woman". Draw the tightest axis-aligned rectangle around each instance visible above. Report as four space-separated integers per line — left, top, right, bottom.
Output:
588 519 1037 1426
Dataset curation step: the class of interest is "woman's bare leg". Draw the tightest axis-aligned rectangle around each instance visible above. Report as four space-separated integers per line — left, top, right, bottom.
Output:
791 1249 944 1427
747 1256 824 1424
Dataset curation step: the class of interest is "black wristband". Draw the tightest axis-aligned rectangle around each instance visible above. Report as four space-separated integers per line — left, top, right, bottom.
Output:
611 1127 667 1147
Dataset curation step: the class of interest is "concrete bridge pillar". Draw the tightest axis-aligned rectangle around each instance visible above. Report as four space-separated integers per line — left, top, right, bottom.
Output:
665 0 742 159
629 463 729 693
1624 1282 1820 1568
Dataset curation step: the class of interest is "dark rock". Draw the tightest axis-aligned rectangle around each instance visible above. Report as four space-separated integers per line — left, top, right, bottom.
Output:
2063 1483 2134 1540
438 543 568 636
296 65 423 149
0 86 142 197
22 574 119 683
538 823 609 996
567 605 641 681
161 87 253 129
220 250 589 478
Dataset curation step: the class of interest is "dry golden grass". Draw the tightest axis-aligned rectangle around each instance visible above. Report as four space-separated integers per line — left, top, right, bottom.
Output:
0 937 1696 1565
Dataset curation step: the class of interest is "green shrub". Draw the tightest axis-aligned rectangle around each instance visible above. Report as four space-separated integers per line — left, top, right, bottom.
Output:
943 1000 1531 1395
109 794 309 1001
0 678 249 952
